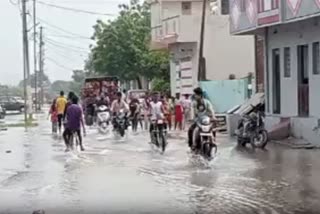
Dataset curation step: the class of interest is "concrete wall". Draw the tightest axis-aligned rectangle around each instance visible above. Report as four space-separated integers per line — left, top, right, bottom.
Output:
200 79 249 113
266 18 320 118
265 18 320 145
204 15 255 80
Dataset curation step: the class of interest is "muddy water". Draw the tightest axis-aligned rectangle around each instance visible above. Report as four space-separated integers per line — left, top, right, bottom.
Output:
0 115 320 213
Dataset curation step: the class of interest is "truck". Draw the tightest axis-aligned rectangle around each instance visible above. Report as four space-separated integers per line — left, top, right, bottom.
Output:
81 76 120 126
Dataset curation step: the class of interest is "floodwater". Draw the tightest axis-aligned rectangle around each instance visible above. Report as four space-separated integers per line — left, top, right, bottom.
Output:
0 114 320 214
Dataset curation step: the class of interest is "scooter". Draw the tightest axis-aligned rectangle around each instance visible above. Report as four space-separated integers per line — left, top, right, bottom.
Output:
96 105 111 134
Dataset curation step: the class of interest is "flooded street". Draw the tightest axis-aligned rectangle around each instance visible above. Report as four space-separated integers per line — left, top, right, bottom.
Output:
0 114 320 214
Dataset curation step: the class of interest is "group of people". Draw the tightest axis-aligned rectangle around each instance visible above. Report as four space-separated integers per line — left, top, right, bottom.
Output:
49 91 86 152
48 87 216 153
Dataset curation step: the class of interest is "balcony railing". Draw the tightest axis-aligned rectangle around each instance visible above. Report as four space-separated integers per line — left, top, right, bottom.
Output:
151 15 180 45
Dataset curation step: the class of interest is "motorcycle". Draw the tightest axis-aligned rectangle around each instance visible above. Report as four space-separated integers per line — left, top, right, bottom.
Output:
193 113 218 160
150 115 168 153
97 105 111 134
235 105 268 149
114 109 127 137
0 105 5 120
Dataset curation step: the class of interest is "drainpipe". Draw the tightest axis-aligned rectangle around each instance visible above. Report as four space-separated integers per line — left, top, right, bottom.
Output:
264 27 269 113
198 0 207 81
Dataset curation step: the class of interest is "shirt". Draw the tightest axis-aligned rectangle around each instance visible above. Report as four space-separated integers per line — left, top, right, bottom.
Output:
192 98 215 119
66 104 83 130
49 107 58 122
56 96 67 115
111 100 129 113
150 101 163 120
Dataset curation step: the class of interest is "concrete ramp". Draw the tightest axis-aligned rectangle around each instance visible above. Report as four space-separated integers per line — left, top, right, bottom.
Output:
268 118 290 141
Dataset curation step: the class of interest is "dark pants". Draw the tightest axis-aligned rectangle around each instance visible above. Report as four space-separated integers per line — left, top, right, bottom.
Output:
63 128 83 148
57 114 64 130
188 123 197 148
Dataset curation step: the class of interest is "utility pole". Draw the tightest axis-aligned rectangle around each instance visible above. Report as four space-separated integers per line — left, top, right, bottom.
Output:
21 0 32 123
39 26 44 107
198 0 207 81
33 0 38 112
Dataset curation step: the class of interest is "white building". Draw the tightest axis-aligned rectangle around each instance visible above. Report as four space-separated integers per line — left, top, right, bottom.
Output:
149 0 255 96
229 0 320 145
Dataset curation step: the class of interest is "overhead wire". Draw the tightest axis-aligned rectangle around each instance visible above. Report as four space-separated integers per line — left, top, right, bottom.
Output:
36 1 116 16
46 57 76 71
36 17 91 39
45 39 89 54
45 37 90 51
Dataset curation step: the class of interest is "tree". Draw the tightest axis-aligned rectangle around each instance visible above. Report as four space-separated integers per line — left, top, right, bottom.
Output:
18 72 50 89
89 0 170 89
50 80 71 96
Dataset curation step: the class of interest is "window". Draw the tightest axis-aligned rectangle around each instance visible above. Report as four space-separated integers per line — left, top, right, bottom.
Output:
313 42 320 75
284 47 291 77
182 2 192 15
240 0 246 12
272 0 279 9
264 0 272 11
221 0 229 15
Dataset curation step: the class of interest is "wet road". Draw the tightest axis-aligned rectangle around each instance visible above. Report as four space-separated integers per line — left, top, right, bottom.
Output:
1 114 320 214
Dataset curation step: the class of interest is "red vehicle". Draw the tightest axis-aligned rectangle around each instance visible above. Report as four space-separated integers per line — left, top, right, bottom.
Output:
81 76 120 125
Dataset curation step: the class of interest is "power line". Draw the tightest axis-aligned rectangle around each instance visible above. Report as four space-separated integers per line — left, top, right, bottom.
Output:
47 34 92 40
37 17 91 39
46 0 126 4
47 47 86 62
45 39 89 54
46 57 76 71
36 1 116 16
45 37 89 51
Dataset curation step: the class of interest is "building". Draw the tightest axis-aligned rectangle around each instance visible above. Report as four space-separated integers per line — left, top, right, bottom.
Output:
149 0 255 96
229 0 320 144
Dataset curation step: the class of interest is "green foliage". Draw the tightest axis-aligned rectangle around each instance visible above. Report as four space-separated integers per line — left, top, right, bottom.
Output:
151 78 170 93
89 0 170 88
18 72 50 89
0 85 23 97
50 80 71 95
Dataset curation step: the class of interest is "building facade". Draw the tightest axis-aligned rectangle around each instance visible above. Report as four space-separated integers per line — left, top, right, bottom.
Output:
149 0 255 96
230 0 320 144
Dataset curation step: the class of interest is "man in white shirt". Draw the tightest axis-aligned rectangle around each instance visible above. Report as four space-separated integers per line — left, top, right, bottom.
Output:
182 94 192 130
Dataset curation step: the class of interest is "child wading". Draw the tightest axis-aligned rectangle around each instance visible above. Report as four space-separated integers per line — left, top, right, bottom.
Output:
48 99 58 134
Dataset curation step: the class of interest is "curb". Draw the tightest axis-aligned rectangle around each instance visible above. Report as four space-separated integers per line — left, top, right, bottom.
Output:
272 140 320 149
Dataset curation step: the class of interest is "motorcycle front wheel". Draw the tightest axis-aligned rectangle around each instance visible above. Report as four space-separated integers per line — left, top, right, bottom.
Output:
119 128 125 137
251 129 268 149
159 131 167 153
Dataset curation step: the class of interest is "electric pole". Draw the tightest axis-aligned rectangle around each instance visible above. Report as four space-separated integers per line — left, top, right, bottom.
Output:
39 26 44 107
33 0 38 112
198 0 207 81
21 0 32 123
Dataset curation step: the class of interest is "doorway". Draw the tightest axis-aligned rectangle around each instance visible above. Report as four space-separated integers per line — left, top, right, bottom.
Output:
272 48 281 114
297 45 309 116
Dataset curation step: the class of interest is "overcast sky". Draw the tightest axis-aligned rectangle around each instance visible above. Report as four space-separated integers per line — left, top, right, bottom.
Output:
0 0 128 86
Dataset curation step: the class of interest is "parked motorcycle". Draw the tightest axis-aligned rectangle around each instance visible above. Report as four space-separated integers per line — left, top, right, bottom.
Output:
97 105 110 134
235 106 268 149
114 109 127 137
150 115 168 153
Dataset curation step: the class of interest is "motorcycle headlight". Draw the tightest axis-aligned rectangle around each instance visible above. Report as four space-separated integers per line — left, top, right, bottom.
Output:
201 117 211 125
201 125 211 132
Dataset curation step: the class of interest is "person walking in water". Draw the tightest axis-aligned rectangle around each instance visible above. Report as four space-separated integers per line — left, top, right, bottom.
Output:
56 91 67 135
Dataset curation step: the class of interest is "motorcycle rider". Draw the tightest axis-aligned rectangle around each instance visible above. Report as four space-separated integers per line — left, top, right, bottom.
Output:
129 96 141 130
149 92 166 142
111 92 129 128
188 87 216 151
